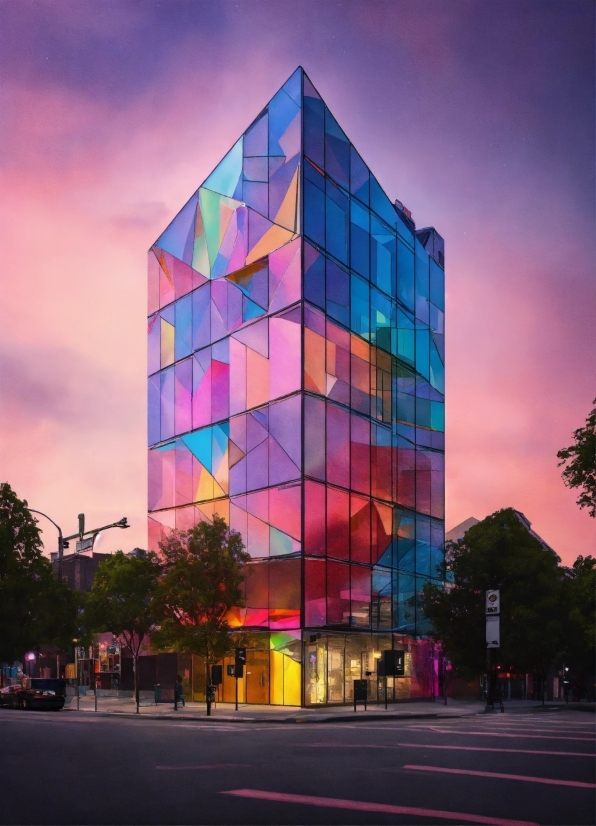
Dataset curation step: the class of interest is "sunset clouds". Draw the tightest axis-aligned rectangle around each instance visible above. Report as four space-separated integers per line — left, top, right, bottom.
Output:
1 0 593 562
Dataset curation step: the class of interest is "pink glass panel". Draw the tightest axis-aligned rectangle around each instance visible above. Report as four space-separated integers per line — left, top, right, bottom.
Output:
326 403 350 489
326 485 349 560
350 494 371 564
305 559 326 626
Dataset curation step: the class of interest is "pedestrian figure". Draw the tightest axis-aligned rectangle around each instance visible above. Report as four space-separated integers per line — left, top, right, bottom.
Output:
175 674 185 708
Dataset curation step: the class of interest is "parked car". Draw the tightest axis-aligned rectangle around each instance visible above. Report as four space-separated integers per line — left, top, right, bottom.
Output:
0 683 64 711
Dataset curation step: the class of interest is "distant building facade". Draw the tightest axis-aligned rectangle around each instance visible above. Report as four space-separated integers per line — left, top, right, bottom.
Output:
148 68 446 706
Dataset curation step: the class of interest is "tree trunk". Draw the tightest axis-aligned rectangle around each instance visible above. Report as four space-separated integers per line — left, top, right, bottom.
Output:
205 645 211 717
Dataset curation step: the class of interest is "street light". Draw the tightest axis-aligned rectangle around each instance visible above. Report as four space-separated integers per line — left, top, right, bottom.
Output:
29 509 65 583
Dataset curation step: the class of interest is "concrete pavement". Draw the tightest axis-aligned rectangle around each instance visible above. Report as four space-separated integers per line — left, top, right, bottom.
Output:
62 694 591 723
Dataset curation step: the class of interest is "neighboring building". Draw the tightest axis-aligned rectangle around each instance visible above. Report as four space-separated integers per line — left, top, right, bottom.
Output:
51 548 112 592
445 516 480 543
148 68 445 706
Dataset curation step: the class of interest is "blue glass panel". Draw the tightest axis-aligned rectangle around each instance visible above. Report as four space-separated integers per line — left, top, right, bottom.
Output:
325 181 349 264
175 294 192 361
192 283 211 351
350 145 369 206
350 201 370 278
395 509 415 571
371 215 396 298
394 571 415 632
326 259 350 327
269 89 300 157
350 273 369 339
415 327 430 381
397 392 415 425
397 239 415 311
282 67 302 106
304 81 324 168
395 211 415 247
415 515 431 577
324 109 350 189
244 112 268 157
304 242 325 309
304 179 325 249
370 174 397 227
429 257 444 312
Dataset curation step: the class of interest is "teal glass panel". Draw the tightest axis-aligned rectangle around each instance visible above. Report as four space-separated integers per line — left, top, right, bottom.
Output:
415 328 430 381
397 239 415 311
429 337 445 394
350 273 369 339
415 240 430 324
430 400 444 432
203 138 243 199
394 571 415 632
397 392 415 425
370 286 393 353
350 145 369 206
395 211 414 247
350 200 370 278
326 181 349 264
415 397 431 429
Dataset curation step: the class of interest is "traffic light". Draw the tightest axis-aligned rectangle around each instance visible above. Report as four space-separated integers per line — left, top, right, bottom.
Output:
235 647 246 678
78 513 85 541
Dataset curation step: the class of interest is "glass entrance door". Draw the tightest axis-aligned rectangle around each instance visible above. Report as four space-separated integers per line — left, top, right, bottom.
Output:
246 651 270 704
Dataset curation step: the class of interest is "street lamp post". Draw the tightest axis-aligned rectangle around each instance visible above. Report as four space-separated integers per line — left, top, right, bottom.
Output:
29 509 65 583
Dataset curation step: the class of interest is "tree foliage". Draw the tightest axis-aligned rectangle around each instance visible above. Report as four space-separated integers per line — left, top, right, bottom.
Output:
421 508 564 679
0 482 78 665
85 549 161 711
561 555 596 697
557 398 596 517
152 516 250 666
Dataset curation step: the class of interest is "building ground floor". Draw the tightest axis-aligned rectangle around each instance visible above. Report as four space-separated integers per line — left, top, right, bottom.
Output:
156 631 441 708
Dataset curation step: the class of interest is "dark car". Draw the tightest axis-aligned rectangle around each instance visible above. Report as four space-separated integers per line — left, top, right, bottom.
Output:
0 683 64 711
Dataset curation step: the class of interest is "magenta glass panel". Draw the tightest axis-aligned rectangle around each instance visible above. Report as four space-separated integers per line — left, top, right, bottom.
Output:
350 494 371 564
269 312 301 400
174 359 192 435
148 444 176 511
305 395 326 481
326 403 350 489
269 483 301 540
327 560 350 624
211 341 230 423
350 565 371 627
416 449 432 516
396 445 416 509
371 500 392 564
160 367 175 441
305 479 326 556
305 558 326 626
192 351 212 429
148 314 160 375
148 250 160 315
327 485 349 560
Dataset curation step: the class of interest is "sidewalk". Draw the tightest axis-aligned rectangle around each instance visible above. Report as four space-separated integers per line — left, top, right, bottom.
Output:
62 696 582 724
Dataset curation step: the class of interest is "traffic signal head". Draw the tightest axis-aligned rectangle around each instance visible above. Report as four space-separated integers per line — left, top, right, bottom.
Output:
78 513 85 541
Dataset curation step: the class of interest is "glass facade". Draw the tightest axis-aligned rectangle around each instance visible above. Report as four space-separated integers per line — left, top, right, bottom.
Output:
148 68 445 705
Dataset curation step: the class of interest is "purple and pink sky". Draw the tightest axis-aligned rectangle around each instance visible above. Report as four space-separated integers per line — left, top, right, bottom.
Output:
1 1 594 565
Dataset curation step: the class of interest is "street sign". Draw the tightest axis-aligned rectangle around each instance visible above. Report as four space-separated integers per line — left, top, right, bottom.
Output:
486 615 500 648
485 590 500 615
382 649 405 677
76 537 94 552
353 679 368 703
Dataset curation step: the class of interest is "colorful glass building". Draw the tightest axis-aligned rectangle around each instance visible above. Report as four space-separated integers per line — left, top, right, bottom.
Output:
148 68 445 706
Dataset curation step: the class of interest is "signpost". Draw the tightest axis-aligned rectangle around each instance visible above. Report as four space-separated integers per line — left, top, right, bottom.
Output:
485 589 502 712
353 679 368 712
380 649 405 709
234 648 246 711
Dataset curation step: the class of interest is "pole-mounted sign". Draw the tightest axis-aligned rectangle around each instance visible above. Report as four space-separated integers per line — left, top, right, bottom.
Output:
486 589 500 649
485 590 500 615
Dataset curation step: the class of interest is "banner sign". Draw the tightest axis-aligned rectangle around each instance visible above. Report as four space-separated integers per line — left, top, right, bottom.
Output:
485 590 500 615
486 615 500 648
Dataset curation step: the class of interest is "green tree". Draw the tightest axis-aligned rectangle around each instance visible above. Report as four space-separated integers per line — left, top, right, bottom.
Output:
421 508 564 691
557 398 596 517
85 550 161 713
0 482 78 673
561 555 596 700
152 516 250 715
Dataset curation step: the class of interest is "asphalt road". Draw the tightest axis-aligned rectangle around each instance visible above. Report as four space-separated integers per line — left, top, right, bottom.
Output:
0 708 593 825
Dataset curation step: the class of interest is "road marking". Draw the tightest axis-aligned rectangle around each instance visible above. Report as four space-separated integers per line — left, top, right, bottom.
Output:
463 724 595 735
405 727 595 741
156 763 249 770
221 788 539 825
404 764 596 788
296 742 594 757
396 743 594 757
